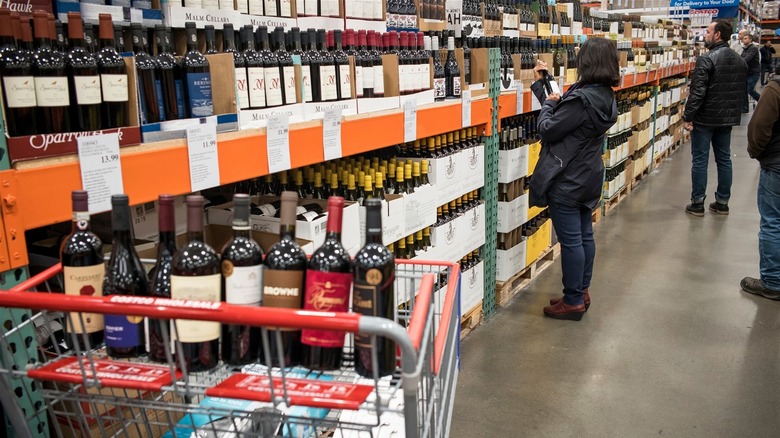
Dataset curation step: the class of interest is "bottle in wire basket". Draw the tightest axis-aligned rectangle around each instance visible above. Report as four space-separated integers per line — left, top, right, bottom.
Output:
182 21 213 118
171 195 220 372
103 195 149 359
147 195 177 363
96 14 129 129
0 9 37 136
221 194 264 367
59 191 104 352
301 196 353 371
261 191 307 367
353 198 396 377
66 12 102 132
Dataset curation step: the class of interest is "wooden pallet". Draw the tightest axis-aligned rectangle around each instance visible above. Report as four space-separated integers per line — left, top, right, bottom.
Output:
654 148 671 168
495 243 561 308
460 302 483 340
604 184 630 216
631 166 652 190
592 207 602 224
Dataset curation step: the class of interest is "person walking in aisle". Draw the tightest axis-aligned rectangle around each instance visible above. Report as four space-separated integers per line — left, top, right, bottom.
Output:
760 40 775 86
731 29 748 55
529 38 618 321
742 74 780 300
683 19 747 217
742 33 762 112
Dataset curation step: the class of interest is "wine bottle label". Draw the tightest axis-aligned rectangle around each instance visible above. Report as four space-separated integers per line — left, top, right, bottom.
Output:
280 0 291 16
170 273 220 343
264 0 277 15
224 263 263 306
415 63 423 91
323 0 337 16
353 270 394 348
301 270 352 347
421 63 430 90
320 65 338 101
247 66 266 108
185 72 214 117
264 68 283 106
155 79 166 121
529 23 536 32
339 64 352 99
354 65 363 97
248 0 263 14
295 206 308 215
283 65 296 103
362 65 374 89
63 264 105 334
202 0 219 8
184 0 202 7
374 64 384 94
303 0 317 15
299 210 319 221
235 67 250 109
3 76 37 108
258 203 277 216
105 314 142 348
263 268 304 330
101 74 129 102
296 0 304 16
175 79 185 116
453 76 461 97
433 77 446 99
352 0 363 18
34 76 70 107
301 65 313 102
218 0 233 9
236 0 248 12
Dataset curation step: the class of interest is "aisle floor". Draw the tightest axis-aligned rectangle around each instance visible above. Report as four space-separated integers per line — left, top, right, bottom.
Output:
451 116 780 437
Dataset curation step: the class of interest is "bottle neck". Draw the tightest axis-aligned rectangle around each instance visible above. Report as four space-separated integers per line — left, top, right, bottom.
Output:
293 33 302 51
279 224 296 240
71 211 91 233
100 37 114 50
186 29 197 52
158 230 177 256
232 226 251 238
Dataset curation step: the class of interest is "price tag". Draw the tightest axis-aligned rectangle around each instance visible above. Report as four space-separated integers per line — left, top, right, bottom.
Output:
461 90 472 128
77 133 124 213
186 123 220 192
267 114 292 173
557 77 565 95
403 100 416 142
322 107 343 161
515 80 524 114
531 91 542 111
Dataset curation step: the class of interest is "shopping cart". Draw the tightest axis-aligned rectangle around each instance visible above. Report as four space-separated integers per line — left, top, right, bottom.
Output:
0 259 461 438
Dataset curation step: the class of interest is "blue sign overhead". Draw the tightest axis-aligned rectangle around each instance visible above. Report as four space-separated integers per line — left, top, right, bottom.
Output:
669 0 738 7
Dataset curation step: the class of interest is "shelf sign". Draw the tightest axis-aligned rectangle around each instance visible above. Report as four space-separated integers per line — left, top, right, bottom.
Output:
322 107 343 161
515 80 524 114
267 113 292 173
462 90 472 128
186 122 220 192
403 100 416 142
77 133 124 214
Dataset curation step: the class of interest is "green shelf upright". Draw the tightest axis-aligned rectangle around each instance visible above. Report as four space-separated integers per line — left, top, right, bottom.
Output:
481 48 501 319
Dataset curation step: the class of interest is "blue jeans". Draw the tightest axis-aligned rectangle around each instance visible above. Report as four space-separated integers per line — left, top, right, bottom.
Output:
758 169 780 290
745 73 761 111
690 125 732 203
548 199 595 306
761 64 773 86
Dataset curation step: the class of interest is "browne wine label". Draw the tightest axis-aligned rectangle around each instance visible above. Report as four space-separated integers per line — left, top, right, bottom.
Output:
263 269 304 331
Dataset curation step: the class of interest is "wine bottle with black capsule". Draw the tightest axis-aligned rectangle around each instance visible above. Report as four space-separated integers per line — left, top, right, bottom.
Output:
154 25 182 121
147 195 177 363
181 21 213 118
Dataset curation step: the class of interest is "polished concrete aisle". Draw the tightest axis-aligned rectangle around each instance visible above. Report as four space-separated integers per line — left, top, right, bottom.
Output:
451 118 780 437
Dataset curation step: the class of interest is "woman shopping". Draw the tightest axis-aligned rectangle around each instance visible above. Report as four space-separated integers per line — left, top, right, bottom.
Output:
529 37 619 321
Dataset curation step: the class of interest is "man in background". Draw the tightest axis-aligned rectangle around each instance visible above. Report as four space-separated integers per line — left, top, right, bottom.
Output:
742 67 780 300
760 40 775 85
683 19 747 216
742 33 762 112
731 29 748 55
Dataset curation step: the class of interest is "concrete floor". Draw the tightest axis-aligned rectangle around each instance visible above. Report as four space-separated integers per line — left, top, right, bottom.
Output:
451 116 780 437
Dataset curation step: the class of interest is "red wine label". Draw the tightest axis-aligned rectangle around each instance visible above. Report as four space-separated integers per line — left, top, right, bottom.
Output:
263 268 304 331
248 0 263 14
299 211 318 221
433 77 446 99
235 68 249 109
304 0 317 15
363 65 374 89
398 65 407 92
421 64 430 90
100 74 129 102
236 0 248 12
264 0 277 15
258 203 277 216
301 270 352 347
283 65 296 103
373 65 384 94
63 264 104 334
320 65 338 101
264 68 283 106
301 65 312 103
3 76 37 108
224 263 263 306
170 274 220 343
73 75 103 105
453 77 461 97
202 0 218 8
280 0 291 16
339 65 352 99
353 269 394 348
247 66 266 108
34 76 69 107
354 65 363 97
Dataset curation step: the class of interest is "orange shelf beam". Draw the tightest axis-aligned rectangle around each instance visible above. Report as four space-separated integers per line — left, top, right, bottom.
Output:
741 5 760 23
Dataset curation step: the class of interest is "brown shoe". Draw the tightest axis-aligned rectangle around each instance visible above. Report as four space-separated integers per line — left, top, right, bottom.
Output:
549 289 591 310
543 300 586 321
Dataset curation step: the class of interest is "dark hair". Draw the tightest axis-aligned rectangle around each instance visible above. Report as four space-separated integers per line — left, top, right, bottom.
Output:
576 37 620 87
744 33 755 42
712 19 732 43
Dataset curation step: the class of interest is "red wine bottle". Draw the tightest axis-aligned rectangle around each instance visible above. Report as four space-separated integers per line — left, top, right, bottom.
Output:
224 24 248 111
59 191 104 351
258 26 282 108
134 23 161 124
181 22 213 118
273 27 296 106
66 12 102 132
301 196 352 371
220 194 264 366
204 25 219 55
171 195 220 373
357 30 373 98
243 25 265 109
370 31 384 97
104 195 149 359
431 36 445 101
317 29 337 102
261 191 306 367
32 11 70 134
291 27 312 102
332 30 351 100
147 195 177 363
353 199 396 377
96 14 129 129
445 36 461 99
154 25 182 121
0 9 37 136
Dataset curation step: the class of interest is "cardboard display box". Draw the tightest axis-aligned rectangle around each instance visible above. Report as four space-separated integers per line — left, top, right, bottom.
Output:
525 218 551 267
496 239 526 282
461 260 484 312
498 143 530 184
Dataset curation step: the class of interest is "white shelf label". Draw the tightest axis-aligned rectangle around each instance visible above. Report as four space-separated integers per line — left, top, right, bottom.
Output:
403 100 416 143
515 80 524 114
186 122 220 192
322 107 343 161
267 113 291 173
461 90 472 128
77 133 124 214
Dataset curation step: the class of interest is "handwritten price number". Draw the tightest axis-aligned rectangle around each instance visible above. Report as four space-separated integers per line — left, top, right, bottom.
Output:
101 154 119 164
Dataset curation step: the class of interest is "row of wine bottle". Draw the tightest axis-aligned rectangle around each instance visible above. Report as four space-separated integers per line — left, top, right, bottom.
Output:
60 190 399 377
497 211 549 251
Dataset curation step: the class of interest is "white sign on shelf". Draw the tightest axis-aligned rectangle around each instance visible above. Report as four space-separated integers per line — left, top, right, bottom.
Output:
266 113 292 173
461 90 472 127
515 80 524 114
322 108 343 161
403 100 417 142
77 133 124 214
186 122 220 192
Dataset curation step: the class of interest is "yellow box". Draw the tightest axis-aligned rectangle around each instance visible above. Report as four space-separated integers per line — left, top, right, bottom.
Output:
528 204 545 222
525 219 552 267
527 141 542 176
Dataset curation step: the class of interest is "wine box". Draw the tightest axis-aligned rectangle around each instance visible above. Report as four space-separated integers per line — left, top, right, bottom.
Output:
461 260 484 312
497 192 529 234
497 142 530 184
356 182 436 247
525 217 551 266
2 57 142 163
526 140 541 177
425 201 485 264
140 53 239 143
496 238 526 282
405 143 484 206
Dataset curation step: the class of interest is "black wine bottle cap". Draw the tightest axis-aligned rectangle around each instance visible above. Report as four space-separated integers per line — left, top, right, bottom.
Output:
280 191 298 226
364 198 382 235
72 191 89 212
185 21 196 30
232 194 250 227
205 24 215 39
111 194 131 231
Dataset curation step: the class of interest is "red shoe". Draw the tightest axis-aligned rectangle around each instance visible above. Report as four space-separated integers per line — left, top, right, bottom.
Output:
543 300 586 321
549 289 591 310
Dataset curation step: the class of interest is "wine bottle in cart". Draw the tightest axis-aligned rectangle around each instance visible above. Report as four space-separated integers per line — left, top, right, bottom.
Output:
353 198 396 377
59 191 104 352
301 196 353 371
261 191 307 367
147 195 177 363
103 195 149 359
220 194 264 366
171 195 220 372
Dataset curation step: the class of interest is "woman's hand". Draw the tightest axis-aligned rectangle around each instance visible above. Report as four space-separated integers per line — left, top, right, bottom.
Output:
546 93 561 102
534 60 548 81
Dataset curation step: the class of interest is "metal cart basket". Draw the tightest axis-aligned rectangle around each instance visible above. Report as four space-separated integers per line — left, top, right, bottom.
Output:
0 259 460 438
